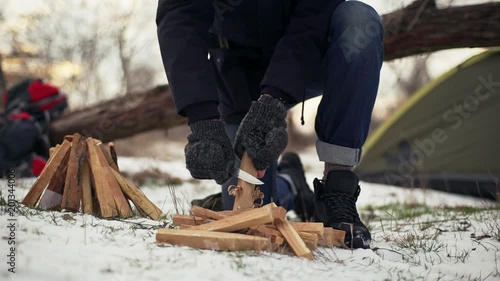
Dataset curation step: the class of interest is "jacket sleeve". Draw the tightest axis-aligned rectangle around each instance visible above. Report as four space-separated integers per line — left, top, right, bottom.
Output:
261 0 345 102
156 0 219 117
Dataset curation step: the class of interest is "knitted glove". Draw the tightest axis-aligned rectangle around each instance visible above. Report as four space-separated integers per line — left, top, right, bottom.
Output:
234 96 288 170
185 119 235 184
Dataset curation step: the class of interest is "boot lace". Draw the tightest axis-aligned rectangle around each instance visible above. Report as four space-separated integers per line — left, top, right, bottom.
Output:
322 186 362 224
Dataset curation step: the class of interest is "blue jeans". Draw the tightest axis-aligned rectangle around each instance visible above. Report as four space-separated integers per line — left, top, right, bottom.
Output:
220 1 384 210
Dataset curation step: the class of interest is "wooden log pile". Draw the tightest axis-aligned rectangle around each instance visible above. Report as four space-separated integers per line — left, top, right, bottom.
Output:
21 133 163 220
156 204 346 260
156 153 346 260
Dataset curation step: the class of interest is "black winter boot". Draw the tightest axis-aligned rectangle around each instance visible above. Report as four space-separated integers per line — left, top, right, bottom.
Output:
191 192 224 211
277 152 314 221
313 170 371 249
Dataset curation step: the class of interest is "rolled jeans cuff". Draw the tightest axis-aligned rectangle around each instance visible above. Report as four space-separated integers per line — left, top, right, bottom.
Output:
316 140 361 166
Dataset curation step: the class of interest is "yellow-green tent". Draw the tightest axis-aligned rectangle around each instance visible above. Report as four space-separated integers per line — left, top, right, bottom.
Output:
356 50 500 200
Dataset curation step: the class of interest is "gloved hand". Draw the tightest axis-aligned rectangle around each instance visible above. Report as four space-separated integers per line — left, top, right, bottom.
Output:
185 119 235 184
234 95 288 170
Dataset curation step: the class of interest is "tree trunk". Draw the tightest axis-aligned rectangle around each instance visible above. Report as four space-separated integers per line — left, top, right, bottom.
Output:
48 1 500 144
0 53 6 110
384 1 500 60
49 85 186 144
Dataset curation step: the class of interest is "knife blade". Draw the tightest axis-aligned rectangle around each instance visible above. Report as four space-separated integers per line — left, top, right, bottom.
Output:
233 167 264 185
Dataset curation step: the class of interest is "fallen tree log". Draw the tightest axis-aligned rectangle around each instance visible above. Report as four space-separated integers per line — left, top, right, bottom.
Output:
384 0 500 60
48 1 500 144
49 85 186 144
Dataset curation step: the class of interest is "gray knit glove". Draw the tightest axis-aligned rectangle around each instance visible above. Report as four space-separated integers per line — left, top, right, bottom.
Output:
185 119 235 184
234 97 288 170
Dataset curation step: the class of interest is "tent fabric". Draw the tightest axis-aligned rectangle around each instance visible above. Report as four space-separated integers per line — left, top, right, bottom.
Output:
356 50 500 200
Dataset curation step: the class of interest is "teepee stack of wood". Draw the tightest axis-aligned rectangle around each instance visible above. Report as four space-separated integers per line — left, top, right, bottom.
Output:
21 133 162 220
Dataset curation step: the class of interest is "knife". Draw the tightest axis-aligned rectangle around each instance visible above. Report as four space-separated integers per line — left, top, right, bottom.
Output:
233 167 264 185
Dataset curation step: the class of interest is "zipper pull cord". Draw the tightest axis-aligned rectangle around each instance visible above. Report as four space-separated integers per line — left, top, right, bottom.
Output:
300 91 305 125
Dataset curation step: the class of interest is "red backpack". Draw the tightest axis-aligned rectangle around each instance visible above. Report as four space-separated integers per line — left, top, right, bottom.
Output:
4 78 68 133
1 79 68 177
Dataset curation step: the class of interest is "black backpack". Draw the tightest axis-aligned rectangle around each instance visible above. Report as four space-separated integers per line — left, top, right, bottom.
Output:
0 113 46 177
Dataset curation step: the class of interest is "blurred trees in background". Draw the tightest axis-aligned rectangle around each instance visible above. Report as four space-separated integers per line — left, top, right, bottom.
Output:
0 0 159 108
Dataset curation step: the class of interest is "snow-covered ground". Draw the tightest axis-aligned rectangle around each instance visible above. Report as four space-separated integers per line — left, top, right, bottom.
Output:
1 147 499 281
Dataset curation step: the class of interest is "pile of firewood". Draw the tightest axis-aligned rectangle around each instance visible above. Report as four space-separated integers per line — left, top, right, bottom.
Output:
156 153 345 260
156 204 346 260
22 133 162 220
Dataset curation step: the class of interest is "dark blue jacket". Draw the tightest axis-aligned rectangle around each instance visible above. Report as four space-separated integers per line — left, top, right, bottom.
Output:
157 0 345 119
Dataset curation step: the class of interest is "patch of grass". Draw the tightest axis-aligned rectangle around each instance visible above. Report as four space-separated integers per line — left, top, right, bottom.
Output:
364 203 500 223
0 191 7 206
446 248 473 263
169 186 187 215
363 202 434 221
483 210 500 242
228 252 247 270
32 228 44 236
394 230 445 254
442 205 500 215
450 219 472 232
41 212 60 225
126 257 149 269
158 212 172 221
100 266 114 274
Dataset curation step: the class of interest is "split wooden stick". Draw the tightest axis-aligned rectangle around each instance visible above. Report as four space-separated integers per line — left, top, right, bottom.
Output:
94 144 132 218
156 229 271 252
272 205 287 223
297 231 318 250
191 204 274 232
38 149 70 209
44 151 70 195
49 144 60 159
232 152 258 211
108 142 118 170
111 169 163 220
191 205 226 220
249 224 318 250
248 225 285 245
22 140 72 208
62 134 87 212
81 161 93 215
97 142 119 172
172 214 206 226
318 227 346 248
275 219 313 260
87 138 118 218
289 222 325 238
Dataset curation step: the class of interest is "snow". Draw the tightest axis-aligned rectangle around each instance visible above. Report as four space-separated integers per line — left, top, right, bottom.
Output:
1 147 499 281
